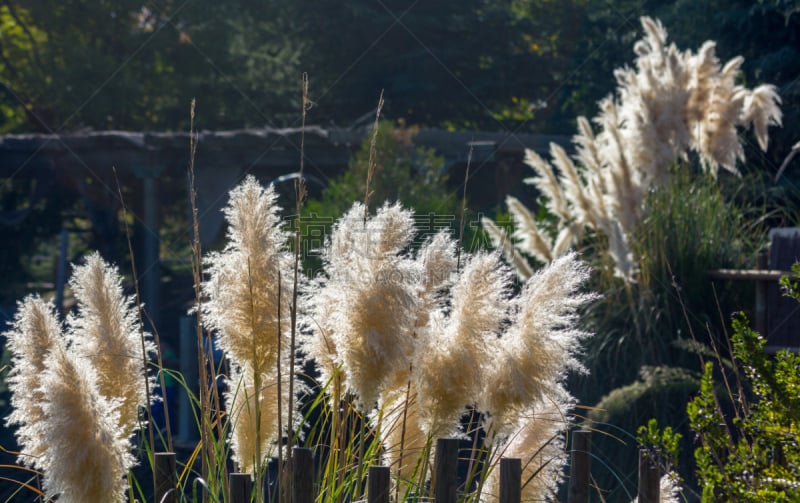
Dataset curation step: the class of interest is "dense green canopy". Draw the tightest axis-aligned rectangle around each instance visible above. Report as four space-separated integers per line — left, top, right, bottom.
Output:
2 0 796 137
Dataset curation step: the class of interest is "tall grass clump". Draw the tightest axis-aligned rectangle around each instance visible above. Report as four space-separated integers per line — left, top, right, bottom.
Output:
299 183 596 501
200 175 300 500
4 253 155 502
485 16 781 283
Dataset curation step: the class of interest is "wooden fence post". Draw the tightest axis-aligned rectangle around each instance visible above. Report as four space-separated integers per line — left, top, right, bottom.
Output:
434 438 459 503
637 449 660 503
228 473 253 503
292 447 314 503
499 458 521 503
154 452 177 503
368 466 391 503
567 429 591 503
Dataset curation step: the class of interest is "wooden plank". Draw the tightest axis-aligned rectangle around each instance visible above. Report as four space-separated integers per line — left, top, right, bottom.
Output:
228 473 253 503
706 269 791 281
154 452 177 503
637 450 660 503
567 430 591 503
368 466 390 503
292 447 315 503
434 438 459 503
499 458 521 503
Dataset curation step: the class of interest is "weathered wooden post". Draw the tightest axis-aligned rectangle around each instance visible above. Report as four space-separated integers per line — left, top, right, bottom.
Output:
499 458 521 503
434 438 459 503
637 449 660 503
368 466 391 503
567 429 591 503
154 452 177 503
228 473 253 503
293 447 314 503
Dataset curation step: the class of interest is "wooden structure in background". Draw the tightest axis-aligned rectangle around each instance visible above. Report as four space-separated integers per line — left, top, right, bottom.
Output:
708 227 800 352
0 127 566 331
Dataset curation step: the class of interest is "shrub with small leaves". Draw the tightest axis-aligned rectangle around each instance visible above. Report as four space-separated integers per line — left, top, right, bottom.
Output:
687 313 800 502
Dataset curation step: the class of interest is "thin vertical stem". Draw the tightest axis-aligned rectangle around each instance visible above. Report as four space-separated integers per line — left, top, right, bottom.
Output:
363 91 385 223
112 168 158 474
457 144 473 272
188 99 215 501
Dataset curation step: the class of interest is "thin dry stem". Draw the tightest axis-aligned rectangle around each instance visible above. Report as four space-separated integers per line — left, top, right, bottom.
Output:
112 168 160 459
363 90 385 222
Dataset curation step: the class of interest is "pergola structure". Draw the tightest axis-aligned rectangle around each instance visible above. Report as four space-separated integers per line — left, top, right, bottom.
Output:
0 126 566 333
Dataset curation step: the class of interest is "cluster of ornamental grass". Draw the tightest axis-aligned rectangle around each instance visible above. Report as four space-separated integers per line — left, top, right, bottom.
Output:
202 176 597 502
4 254 155 502
483 16 782 283
2 175 596 503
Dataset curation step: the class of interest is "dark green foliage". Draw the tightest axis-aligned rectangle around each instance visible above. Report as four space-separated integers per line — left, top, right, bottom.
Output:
636 418 682 475
779 262 800 300
688 313 800 502
578 171 758 402
574 170 763 500
306 121 458 218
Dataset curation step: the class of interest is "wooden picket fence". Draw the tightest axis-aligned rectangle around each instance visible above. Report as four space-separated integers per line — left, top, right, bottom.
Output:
154 433 664 503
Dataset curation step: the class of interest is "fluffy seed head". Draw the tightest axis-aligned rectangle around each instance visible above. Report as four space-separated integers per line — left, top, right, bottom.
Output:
67 252 155 439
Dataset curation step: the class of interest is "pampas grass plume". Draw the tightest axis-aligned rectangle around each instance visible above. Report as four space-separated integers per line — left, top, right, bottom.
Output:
67 252 155 438
322 202 420 408
38 347 133 503
225 364 292 473
481 216 534 280
482 252 595 431
4 295 63 469
483 389 574 503
202 175 293 375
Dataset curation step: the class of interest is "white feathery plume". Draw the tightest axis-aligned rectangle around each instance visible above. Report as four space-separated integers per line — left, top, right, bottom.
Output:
552 223 584 258
377 387 428 492
481 216 534 280
67 252 155 439
742 84 783 151
481 252 596 433
201 175 300 475
414 252 510 437
309 201 421 409
574 116 603 179
550 143 596 229
486 16 782 282
301 273 341 388
695 56 748 176
378 251 511 493
413 231 458 328
595 97 644 236
38 346 134 503
604 219 639 283
506 196 554 264
523 149 571 222
225 363 293 473
202 175 293 376
4 296 63 469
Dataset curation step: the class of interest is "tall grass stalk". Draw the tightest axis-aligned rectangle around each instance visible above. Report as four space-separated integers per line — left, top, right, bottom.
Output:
113 167 171 460
188 98 227 501
363 90 385 221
